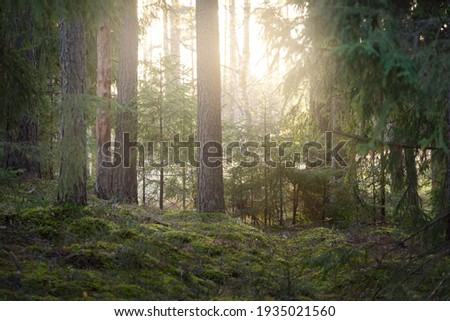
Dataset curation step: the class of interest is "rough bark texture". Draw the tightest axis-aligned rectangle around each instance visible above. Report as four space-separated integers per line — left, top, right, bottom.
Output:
114 0 139 203
95 24 113 199
196 0 225 213
57 18 87 205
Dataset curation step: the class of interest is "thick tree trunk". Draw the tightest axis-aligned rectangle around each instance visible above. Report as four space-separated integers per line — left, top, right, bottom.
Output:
114 0 139 203
57 18 87 205
95 24 113 199
196 0 225 213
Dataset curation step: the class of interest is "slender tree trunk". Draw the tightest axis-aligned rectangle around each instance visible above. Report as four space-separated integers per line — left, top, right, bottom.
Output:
229 0 238 123
263 103 268 226
196 0 225 213
190 0 198 209
380 149 386 223
170 0 181 62
182 167 187 209
95 24 113 199
279 172 283 225
89 126 96 179
322 180 327 225
372 151 377 223
240 0 251 131
163 0 169 56
292 183 299 225
223 0 229 120
190 0 196 84
142 164 146 205
264 167 269 226
57 17 87 205
159 77 164 211
114 0 139 203
48 98 55 180
169 0 182 211
159 167 164 210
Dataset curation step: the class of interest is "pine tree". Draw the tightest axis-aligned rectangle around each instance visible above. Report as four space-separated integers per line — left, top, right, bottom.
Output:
239 0 251 132
196 0 225 213
114 0 139 203
95 23 113 199
57 17 87 205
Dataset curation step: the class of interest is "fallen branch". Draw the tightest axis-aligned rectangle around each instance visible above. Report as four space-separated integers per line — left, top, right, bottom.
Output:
9 251 23 273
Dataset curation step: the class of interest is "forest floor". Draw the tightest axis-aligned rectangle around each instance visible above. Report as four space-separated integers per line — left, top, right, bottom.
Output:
1 178 450 300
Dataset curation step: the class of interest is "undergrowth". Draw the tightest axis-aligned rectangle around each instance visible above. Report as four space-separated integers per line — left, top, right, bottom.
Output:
0 178 449 300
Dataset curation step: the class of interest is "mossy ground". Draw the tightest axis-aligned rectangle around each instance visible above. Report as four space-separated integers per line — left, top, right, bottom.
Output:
1 179 449 300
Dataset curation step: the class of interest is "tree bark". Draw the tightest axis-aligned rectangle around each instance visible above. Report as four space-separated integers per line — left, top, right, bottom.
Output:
57 17 87 205
95 24 113 199
114 0 139 203
196 0 225 213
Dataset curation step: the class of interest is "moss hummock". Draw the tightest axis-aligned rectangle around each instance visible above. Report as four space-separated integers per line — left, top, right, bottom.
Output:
1 181 450 300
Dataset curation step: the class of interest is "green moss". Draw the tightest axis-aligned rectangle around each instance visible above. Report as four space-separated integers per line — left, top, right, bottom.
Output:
62 242 119 269
9 206 65 241
114 228 139 240
115 247 159 270
199 267 227 284
139 223 170 234
163 230 205 245
164 211 231 224
68 216 119 239
113 284 146 300
190 238 224 256
36 225 59 239
3 180 450 300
